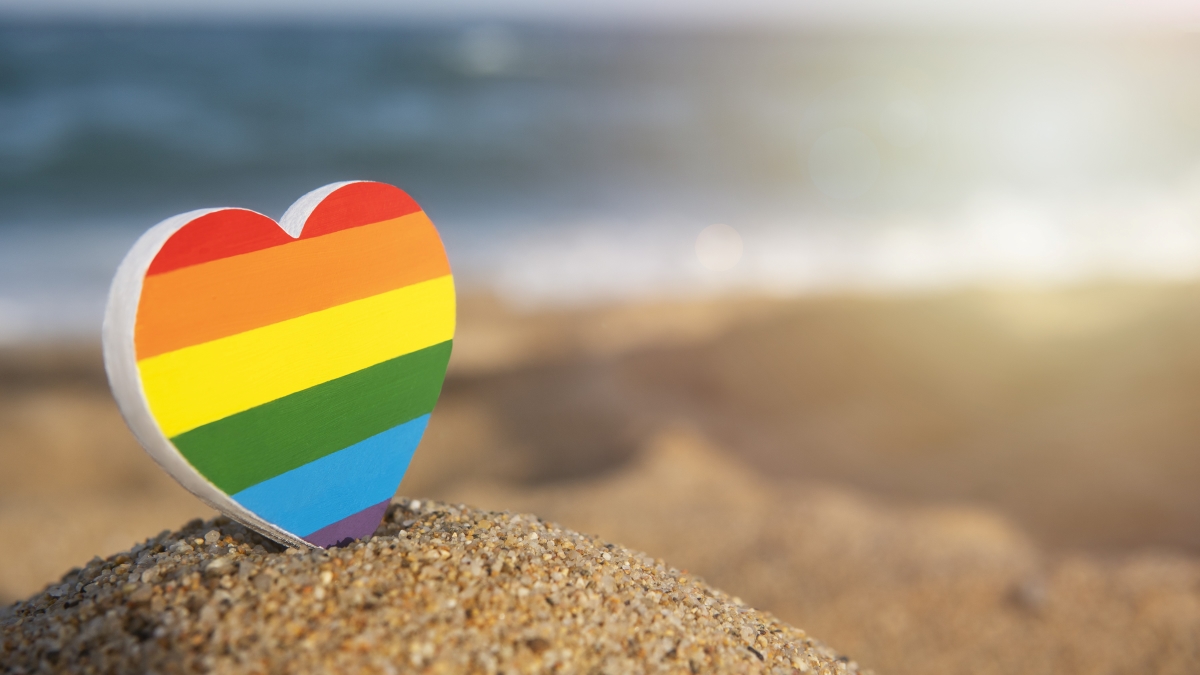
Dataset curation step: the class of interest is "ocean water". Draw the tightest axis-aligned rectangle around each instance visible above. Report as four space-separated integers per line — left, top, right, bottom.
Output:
2 23 1200 340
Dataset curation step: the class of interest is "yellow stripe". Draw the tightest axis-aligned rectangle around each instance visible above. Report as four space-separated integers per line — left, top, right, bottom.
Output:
138 275 455 437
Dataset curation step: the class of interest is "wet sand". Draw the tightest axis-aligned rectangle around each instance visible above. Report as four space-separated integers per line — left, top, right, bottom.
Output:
3 284 1200 673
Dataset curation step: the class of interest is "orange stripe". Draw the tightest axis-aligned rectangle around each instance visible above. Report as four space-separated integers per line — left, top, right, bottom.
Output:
134 211 450 360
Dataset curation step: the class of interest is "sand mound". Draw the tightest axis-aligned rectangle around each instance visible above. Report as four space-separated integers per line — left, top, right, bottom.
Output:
1 500 864 674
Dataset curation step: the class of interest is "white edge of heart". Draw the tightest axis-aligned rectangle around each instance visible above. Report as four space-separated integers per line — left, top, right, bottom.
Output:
279 180 359 237
102 181 375 551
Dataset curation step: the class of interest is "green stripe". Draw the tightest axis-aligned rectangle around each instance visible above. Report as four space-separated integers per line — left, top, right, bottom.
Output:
170 340 452 495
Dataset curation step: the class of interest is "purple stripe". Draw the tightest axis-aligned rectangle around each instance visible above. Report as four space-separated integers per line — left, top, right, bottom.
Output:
301 499 391 548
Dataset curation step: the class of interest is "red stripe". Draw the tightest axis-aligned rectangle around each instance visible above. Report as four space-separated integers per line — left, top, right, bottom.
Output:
299 182 422 239
146 182 424 276
146 209 289 277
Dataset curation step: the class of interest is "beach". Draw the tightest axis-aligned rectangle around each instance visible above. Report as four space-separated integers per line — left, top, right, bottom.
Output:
3 17 1200 673
2 285 1200 673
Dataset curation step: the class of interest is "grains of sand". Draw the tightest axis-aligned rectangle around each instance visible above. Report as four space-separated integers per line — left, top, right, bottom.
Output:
1 500 864 674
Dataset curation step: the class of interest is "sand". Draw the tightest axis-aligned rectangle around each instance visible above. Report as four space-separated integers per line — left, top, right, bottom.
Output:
1 501 863 675
4 285 1200 674
449 428 1200 675
442 286 1200 553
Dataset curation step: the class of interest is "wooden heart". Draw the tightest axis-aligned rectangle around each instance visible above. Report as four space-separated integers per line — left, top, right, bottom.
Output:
103 181 455 549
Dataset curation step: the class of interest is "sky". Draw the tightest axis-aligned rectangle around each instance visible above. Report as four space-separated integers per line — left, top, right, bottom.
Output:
2 0 1200 30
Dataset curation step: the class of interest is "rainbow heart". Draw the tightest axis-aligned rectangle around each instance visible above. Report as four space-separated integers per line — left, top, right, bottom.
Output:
103 181 455 549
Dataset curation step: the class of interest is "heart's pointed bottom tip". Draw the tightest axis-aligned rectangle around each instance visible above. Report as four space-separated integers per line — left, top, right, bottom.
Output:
300 500 392 548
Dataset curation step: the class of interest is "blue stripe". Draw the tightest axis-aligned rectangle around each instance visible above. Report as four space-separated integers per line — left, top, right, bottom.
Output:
232 414 429 536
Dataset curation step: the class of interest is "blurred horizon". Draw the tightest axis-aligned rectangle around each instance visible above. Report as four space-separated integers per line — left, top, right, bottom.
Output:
4 18 1200 342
